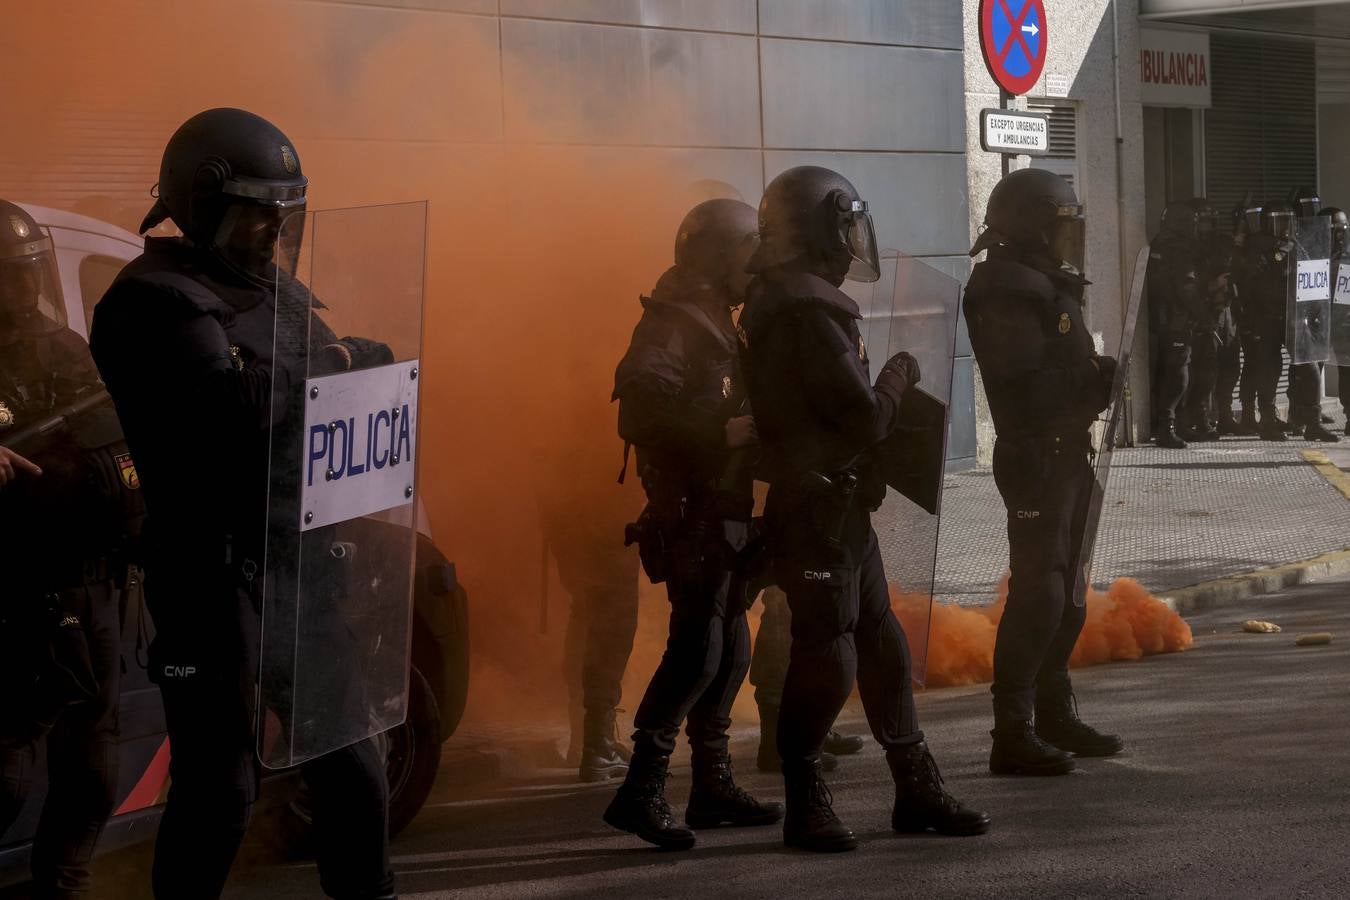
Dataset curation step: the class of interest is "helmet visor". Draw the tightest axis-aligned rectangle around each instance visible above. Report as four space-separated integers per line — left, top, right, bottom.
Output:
843 200 881 283
1265 211 1295 240
1047 204 1086 273
0 242 66 332
213 198 306 284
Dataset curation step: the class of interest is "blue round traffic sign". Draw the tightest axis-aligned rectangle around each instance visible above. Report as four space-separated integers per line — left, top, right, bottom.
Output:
980 0 1048 96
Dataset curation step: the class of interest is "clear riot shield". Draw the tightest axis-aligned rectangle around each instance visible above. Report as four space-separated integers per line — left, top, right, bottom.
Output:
1334 254 1350 366
855 253 961 686
1073 245 1149 607
1288 216 1332 364
258 201 428 768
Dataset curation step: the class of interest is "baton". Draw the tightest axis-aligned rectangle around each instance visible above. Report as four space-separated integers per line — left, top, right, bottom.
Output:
1 389 112 454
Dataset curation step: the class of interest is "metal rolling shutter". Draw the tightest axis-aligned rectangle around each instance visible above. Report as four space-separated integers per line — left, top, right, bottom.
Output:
1204 34 1318 221
1204 35 1316 410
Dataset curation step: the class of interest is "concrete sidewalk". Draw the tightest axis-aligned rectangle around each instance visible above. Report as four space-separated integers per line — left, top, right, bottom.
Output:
875 404 1350 608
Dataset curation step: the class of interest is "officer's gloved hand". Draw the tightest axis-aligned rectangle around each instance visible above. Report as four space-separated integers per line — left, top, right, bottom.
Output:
0 447 42 489
876 351 921 399
725 415 758 449
319 337 395 373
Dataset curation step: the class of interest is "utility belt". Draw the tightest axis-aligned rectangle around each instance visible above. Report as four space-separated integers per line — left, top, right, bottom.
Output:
771 467 863 549
997 429 1093 456
625 465 754 586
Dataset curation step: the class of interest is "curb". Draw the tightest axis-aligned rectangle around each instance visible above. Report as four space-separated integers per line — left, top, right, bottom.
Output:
1157 549 1350 616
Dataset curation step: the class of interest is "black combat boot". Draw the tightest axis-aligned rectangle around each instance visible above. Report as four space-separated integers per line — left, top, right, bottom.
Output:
1258 416 1289 442
887 742 991 837
1187 422 1220 442
1304 421 1341 442
1216 409 1240 436
781 760 857 853
603 753 696 850
1156 420 1188 449
1034 691 1124 758
1234 409 1260 436
824 729 865 756
579 707 631 783
686 756 784 829
756 703 837 773
989 720 1075 776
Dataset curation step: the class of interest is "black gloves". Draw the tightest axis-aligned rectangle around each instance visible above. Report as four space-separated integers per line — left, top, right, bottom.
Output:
319 337 396 373
876 350 921 398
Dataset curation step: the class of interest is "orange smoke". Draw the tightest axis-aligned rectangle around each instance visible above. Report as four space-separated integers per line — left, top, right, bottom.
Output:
900 576 1194 688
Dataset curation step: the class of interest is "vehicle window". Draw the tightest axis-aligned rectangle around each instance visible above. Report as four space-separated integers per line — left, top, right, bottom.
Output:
78 254 127 332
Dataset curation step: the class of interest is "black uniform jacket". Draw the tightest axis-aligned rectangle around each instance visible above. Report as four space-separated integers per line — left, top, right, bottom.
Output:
964 247 1107 441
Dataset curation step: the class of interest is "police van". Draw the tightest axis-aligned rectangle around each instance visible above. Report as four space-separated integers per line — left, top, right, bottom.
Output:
0 204 470 882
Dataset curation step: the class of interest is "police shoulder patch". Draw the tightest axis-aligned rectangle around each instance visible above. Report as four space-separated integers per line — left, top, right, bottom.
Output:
115 453 141 490
1058 312 1072 335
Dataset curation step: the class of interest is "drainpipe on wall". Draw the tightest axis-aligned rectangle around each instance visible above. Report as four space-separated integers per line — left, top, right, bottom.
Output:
1112 0 1136 445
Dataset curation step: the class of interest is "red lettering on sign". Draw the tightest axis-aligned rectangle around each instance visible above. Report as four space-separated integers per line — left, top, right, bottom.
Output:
1141 49 1210 88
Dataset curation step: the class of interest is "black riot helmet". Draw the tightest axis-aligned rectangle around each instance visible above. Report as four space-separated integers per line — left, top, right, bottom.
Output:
1159 202 1199 241
1263 203 1296 242
1233 195 1263 245
747 166 880 285
0 199 66 337
141 108 308 286
1288 186 1321 219
674 198 760 303
1188 198 1220 239
971 168 1086 274
1318 206 1348 255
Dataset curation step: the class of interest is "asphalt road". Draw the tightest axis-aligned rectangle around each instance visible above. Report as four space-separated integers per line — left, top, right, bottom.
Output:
207 575 1350 899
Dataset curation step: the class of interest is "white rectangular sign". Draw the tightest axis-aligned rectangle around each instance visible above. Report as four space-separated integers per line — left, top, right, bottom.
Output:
299 360 420 532
1336 266 1350 305
1140 28 1211 108
980 109 1049 156
1296 259 1331 302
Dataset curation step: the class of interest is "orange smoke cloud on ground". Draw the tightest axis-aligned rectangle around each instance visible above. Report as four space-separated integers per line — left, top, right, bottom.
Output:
897 576 1194 688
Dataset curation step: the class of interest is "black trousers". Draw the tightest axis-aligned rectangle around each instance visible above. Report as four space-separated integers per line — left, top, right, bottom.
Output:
990 438 1093 722
1287 362 1323 426
556 538 639 718
0 581 121 898
1215 335 1242 421
1245 326 1285 419
144 569 394 900
749 586 791 710
768 492 921 767
1184 330 1220 431
1157 334 1192 427
632 521 751 762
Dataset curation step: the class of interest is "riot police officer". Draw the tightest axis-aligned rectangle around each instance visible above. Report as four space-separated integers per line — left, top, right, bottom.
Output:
740 166 989 852
1322 206 1350 435
964 168 1124 777
1286 190 1339 443
89 109 397 900
603 199 782 849
1217 200 1262 435
1147 203 1202 448
1182 199 1228 441
1236 204 1298 442
0 198 137 899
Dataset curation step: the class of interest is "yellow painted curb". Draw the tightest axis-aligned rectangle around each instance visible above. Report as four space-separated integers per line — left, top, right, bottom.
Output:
1301 450 1350 502
1159 548 1350 615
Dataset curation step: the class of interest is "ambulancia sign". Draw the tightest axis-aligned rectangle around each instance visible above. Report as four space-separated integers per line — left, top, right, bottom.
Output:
980 109 1049 156
1140 28 1211 108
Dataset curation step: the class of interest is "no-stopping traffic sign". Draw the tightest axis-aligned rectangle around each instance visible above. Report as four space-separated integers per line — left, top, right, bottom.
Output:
980 0 1048 96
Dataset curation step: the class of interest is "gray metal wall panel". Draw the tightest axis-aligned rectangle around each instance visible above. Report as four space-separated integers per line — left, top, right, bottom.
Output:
319 0 497 13
759 0 963 50
948 356 977 463
764 151 970 257
760 39 964 151
501 0 758 32
501 19 760 146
